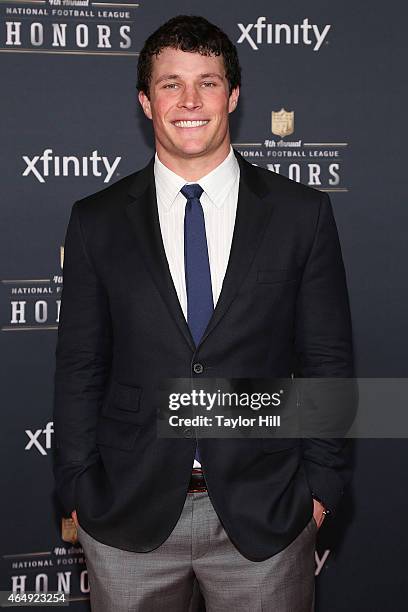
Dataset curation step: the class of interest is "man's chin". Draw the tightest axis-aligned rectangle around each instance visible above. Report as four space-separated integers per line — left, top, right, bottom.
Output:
173 143 210 158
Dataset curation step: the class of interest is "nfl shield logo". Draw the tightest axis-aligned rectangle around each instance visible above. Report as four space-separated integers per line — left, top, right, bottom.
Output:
271 108 295 137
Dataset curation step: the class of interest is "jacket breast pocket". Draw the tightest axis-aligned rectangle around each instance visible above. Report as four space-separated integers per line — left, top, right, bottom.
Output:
257 268 300 284
102 381 142 423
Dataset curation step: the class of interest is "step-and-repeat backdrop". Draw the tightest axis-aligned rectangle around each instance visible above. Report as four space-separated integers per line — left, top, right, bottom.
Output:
1 1 407 610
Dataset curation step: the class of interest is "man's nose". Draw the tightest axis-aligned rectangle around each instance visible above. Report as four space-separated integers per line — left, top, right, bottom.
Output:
177 86 202 109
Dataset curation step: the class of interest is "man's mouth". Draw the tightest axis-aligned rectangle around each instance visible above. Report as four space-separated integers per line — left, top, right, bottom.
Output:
172 120 210 128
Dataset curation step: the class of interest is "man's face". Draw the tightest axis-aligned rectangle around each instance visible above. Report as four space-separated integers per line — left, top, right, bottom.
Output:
138 47 239 162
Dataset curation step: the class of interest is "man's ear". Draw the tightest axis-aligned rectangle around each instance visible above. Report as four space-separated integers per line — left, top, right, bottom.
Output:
138 90 152 120
228 86 240 114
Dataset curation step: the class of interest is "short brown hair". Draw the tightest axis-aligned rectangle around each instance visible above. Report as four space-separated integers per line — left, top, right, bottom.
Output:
137 15 241 98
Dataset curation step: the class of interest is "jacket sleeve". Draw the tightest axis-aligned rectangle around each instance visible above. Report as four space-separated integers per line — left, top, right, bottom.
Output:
295 192 355 514
53 202 112 516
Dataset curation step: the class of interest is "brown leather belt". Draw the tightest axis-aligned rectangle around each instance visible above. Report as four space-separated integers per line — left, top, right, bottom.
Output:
188 468 207 492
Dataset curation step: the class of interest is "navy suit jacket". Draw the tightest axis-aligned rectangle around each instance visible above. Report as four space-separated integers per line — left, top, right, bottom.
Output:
53 150 354 561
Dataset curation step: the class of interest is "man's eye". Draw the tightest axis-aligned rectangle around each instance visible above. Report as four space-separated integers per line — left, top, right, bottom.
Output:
163 83 179 89
202 82 216 87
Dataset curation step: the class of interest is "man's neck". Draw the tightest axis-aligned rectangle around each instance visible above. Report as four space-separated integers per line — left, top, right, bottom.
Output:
155 144 232 182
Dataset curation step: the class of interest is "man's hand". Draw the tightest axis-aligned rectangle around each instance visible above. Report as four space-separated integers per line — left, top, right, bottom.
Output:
312 498 326 529
71 510 78 528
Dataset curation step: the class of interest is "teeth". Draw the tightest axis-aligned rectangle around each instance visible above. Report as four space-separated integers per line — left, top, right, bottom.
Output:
173 120 209 128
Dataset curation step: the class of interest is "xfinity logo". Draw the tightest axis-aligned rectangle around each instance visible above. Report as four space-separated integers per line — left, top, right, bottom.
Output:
315 550 330 575
237 17 331 51
22 149 121 183
25 421 54 455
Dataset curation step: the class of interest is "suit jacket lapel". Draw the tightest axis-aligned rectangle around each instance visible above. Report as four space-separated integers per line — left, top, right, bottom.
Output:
125 151 275 351
125 157 196 351
198 151 274 346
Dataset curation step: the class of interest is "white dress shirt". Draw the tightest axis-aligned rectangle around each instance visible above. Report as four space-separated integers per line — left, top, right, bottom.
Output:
154 146 240 467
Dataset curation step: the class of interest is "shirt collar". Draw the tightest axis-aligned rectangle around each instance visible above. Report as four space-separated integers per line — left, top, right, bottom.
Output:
154 146 239 210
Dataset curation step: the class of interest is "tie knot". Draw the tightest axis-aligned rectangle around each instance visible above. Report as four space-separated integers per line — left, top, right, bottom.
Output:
181 183 203 201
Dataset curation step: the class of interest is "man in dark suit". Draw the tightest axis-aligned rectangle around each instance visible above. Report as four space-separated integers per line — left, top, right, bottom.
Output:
53 14 354 612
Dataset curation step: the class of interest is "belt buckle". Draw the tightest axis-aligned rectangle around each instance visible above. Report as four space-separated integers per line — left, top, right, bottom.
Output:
188 467 207 492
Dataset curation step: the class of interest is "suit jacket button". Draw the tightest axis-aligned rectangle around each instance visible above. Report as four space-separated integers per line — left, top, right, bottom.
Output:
183 427 193 438
193 363 203 374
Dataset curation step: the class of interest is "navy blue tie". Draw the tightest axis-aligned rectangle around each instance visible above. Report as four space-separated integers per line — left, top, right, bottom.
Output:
182 183 214 464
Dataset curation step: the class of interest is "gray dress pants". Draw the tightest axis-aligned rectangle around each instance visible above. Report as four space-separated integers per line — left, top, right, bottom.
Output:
77 491 316 611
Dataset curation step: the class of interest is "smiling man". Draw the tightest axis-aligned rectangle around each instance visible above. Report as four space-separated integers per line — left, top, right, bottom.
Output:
53 14 354 612
138 46 238 178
